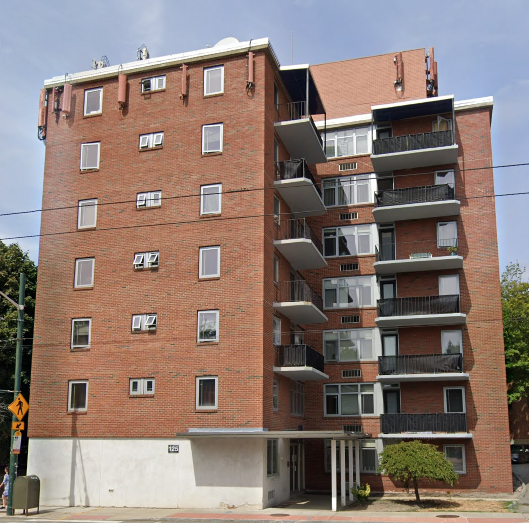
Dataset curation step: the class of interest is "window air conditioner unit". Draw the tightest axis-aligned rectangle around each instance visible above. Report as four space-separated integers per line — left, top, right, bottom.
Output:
409 252 432 259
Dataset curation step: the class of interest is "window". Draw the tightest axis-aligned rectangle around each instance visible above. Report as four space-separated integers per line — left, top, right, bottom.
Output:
323 439 378 473
80 142 100 170
131 314 157 331
273 317 281 346
323 224 376 257
323 126 371 158
273 195 280 224
133 251 159 269
199 246 220 278
139 132 164 149
435 169 455 189
68 381 88 412
71 318 91 349
274 137 279 164
204 66 224 95
442 330 463 354
290 381 304 416
137 191 162 209
196 376 218 409
273 254 279 284
324 383 375 416
78 199 97 229
75 258 94 288
130 378 155 396
324 439 350 473
444 387 465 413
84 87 103 116
200 184 222 215
267 439 279 475
433 116 452 132
323 276 375 309
273 82 279 111
324 328 375 362
141 75 166 93
437 221 457 248
197 310 219 342
202 123 223 153
444 444 466 474
272 379 278 411
322 174 375 207
439 274 460 296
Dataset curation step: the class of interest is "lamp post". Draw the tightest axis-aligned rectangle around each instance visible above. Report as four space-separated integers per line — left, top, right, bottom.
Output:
0 273 25 516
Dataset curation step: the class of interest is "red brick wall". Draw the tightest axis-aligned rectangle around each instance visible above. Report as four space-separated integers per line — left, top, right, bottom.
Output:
510 398 529 443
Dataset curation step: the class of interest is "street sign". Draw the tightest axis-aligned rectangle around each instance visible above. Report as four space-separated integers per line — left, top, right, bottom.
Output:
12 432 22 455
11 421 24 431
8 393 29 422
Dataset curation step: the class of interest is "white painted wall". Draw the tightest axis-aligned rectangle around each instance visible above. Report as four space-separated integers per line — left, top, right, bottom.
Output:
28 437 265 509
263 438 290 508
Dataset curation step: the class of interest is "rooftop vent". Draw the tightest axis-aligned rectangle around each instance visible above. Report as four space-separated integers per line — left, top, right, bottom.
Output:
92 56 109 70
137 44 149 61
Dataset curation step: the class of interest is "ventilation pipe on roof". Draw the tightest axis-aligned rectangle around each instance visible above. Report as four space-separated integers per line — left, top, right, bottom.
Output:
247 51 255 91
38 88 48 141
180 64 188 101
118 73 128 108
62 83 72 117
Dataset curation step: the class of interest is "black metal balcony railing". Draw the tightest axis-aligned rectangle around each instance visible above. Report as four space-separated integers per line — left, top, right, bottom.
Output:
373 129 454 156
276 344 325 373
377 295 460 317
375 183 455 207
276 159 322 197
381 413 467 433
378 354 463 375
276 280 324 312
277 218 324 254
375 238 459 262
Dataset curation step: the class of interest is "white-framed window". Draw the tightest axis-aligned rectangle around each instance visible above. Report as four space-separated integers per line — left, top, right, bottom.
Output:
323 126 371 158
68 380 88 412
324 328 375 362
273 254 279 284
196 376 218 409
199 246 220 278
200 184 222 215
84 87 103 116
272 379 278 411
322 174 375 207
80 142 100 170
197 310 219 342
78 199 97 229
324 383 375 416
444 387 465 413
204 65 224 95
130 378 155 396
132 313 157 332
141 75 166 93
133 251 159 270
442 330 463 354
324 439 378 473
139 132 164 150
136 191 162 209
435 169 455 189
267 439 279 476
444 444 466 474
323 224 376 257
273 317 281 346
439 274 460 296
323 276 375 309
274 82 279 111
273 195 280 224
71 318 91 349
202 123 223 154
437 221 458 248
74 258 94 288
290 381 304 416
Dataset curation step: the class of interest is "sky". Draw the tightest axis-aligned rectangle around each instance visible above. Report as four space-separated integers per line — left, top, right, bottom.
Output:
0 0 528 272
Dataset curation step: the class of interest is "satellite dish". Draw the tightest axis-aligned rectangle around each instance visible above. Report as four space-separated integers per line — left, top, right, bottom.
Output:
214 37 240 48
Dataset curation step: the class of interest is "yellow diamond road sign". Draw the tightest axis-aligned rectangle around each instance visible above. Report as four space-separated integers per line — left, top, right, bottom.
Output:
8 393 29 422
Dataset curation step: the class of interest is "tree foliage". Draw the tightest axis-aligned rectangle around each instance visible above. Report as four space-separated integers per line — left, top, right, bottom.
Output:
502 262 529 403
0 241 37 464
378 440 459 502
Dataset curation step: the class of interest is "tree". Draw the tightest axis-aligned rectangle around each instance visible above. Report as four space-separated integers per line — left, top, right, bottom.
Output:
378 440 459 502
0 241 37 465
502 262 529 403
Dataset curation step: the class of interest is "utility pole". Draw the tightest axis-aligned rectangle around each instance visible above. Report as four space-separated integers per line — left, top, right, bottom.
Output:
1 273 26 516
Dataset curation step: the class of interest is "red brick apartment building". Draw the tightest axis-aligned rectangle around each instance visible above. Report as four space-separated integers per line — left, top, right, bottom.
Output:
28 37 512 509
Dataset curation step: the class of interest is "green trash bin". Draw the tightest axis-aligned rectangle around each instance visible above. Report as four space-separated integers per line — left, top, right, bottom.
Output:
12 475 40 515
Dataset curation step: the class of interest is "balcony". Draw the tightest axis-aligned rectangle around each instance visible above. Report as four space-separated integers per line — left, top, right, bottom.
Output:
273 280 328 324
376 295 466 327
274 218 327 270
372 184 460 222
275 159 326 217
379 413 470 439
274 344 329 381
374 239 463 274
377 354 468 382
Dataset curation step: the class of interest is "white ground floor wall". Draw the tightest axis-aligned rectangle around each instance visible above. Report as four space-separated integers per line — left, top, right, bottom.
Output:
28 437 290 509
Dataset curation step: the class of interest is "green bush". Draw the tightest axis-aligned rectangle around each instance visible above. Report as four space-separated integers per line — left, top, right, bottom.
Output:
350 483 370 503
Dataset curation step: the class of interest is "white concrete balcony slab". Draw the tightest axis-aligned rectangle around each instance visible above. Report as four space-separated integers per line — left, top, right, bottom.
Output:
273 280 328 325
